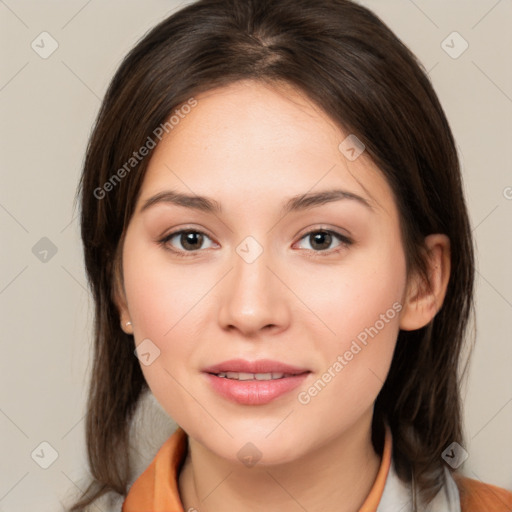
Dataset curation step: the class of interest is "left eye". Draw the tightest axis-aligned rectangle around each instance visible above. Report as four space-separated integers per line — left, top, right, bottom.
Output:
295 229 353 253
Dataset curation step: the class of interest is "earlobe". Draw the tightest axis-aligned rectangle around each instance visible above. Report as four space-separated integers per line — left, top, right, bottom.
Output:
112 263 133 334
115 290 133 335
120 319 133 334
399 234 451 331
117 297 133 335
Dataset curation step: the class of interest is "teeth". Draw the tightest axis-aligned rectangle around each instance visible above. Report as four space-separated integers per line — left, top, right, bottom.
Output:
216 372 287 380
232 372 254 381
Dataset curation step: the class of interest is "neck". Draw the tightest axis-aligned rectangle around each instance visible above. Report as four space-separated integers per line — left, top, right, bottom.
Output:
178 410 382 512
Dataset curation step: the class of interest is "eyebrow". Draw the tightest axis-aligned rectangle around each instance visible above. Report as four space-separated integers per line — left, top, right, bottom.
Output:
139 188 373 215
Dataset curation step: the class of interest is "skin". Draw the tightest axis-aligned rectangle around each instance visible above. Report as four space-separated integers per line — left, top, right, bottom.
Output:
116 79 450 512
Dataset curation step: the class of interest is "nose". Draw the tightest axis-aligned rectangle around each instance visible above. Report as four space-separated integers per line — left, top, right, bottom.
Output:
217 240 291 337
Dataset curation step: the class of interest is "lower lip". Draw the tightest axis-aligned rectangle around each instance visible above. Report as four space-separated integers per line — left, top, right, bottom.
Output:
204 372 310 405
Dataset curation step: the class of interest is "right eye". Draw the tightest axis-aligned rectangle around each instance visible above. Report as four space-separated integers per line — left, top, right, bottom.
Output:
159 229 217 257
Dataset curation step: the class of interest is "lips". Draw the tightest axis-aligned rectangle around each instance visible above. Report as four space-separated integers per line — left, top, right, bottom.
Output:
202 359 311 405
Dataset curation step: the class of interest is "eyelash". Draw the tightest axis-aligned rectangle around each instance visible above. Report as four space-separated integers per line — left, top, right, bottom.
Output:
158 227 353 258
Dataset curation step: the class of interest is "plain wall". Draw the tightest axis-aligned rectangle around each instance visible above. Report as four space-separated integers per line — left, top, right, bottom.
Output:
0 1 511 510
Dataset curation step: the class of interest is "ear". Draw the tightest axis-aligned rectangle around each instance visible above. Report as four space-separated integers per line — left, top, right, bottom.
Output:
399 234 451 331
112 258 133 335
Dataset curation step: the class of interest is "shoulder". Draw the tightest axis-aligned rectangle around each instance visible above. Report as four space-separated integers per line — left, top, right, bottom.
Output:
453 473 512 512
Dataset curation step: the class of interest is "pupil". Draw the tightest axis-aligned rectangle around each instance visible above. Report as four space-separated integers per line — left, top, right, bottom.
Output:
312 231 331 250
182 231 202 250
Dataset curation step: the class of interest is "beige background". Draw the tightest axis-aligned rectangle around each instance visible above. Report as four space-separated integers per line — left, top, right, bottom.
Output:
1 0 511 510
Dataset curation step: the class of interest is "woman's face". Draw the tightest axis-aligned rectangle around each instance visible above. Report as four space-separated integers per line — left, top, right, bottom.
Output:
119 79 409 464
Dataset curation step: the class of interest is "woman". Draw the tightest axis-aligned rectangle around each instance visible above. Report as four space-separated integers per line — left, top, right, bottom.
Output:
70 0 512 510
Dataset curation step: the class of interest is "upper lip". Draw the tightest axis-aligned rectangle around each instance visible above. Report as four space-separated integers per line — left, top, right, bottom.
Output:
202 358 310 375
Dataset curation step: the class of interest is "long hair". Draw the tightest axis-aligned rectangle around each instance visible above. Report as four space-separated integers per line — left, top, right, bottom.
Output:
72 0 475 509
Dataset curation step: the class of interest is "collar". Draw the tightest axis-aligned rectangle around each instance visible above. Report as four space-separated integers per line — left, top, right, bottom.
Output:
122 424 461 512
377 453 461 512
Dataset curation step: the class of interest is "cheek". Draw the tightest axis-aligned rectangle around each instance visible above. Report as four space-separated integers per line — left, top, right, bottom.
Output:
299 233 406 349
123 239 207 340
296 235 406 404
124 259 209 424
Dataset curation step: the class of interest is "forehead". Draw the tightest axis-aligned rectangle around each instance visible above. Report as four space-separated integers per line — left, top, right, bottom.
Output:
137 80 395 218
158 79 347 164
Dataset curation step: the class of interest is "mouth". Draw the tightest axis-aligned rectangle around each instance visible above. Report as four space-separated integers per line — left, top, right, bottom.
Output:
202 359 311 405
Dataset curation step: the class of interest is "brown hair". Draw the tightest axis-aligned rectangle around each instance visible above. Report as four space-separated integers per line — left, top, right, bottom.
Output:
72 0 474 509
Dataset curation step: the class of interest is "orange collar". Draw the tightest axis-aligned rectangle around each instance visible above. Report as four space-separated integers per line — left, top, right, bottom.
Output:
122 425 392 511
